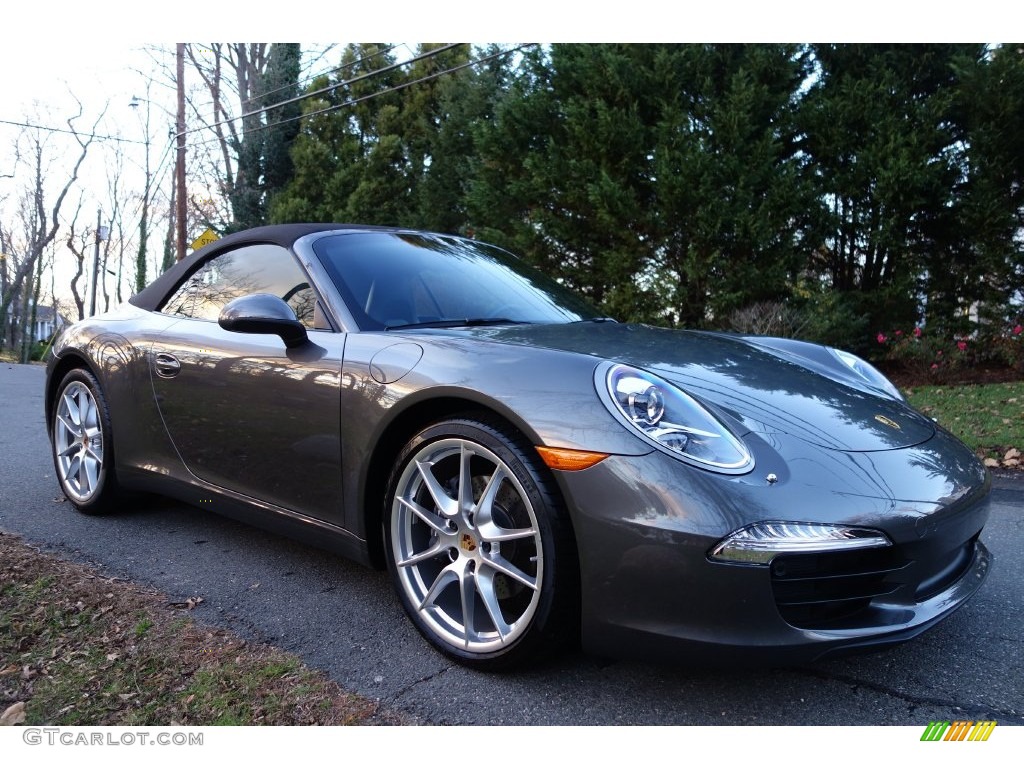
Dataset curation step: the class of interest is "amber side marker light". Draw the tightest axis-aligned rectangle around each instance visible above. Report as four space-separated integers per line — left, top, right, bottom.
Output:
535 446 609 471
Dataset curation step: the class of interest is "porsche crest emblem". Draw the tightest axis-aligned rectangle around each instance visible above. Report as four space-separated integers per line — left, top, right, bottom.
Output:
460 533 477 552
874 414 901 430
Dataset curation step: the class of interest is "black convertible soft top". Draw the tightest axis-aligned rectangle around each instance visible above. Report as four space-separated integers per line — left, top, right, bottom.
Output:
128 223 396 311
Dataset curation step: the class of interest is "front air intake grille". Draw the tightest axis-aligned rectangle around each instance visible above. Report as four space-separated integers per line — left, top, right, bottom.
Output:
770 548 910 628
914 536 977 601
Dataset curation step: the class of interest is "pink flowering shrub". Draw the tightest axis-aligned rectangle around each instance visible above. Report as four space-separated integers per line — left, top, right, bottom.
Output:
874 320 1024 379
985 320 1024 371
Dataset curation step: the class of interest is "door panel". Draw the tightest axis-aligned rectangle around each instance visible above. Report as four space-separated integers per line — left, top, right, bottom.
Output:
150 321 345 525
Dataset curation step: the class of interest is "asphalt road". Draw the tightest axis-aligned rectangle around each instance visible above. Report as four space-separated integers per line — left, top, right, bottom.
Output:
2 361 1022 726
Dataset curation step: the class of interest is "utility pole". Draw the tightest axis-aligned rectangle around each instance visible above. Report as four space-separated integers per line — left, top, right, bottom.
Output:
175 42 187 262
0 231 8 351
89 208 101 317
129 91 155 289
89 211 110 317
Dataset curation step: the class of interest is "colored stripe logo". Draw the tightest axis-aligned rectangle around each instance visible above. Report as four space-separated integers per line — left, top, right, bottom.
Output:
920 721 997 741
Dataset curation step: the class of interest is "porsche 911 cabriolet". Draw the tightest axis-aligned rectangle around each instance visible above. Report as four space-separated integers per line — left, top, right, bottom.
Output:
45 223 992 669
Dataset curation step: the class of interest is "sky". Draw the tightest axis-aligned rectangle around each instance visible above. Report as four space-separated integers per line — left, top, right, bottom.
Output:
3 0 1016 120
3 0 1018 130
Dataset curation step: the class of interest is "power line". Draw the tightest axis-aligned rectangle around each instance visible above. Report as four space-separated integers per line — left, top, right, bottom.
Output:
183 43 411 115
181 44 533 152
177 43 465 140
0 118 148 145
275 44 532 131
114 43 531 275
116 137 176 256
248 43 407 106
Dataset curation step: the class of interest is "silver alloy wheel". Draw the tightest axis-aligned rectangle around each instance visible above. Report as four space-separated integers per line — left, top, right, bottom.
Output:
391 438 544 654
54 380 105 502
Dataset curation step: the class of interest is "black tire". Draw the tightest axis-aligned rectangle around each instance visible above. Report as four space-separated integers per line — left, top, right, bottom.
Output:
384 416 578 670
50 368 120 514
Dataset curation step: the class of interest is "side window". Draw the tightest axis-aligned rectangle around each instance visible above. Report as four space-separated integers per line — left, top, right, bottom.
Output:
162 277 197 318
158 244 330 330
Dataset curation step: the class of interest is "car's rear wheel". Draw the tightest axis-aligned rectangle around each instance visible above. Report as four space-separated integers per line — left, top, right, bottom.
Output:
51 368 119 514
384 417 577 670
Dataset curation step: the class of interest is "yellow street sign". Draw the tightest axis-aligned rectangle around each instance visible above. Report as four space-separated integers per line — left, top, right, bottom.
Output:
190 228 220 252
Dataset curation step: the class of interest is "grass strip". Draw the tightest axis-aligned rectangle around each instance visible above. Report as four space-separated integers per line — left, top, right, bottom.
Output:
904 380 1023 466
0 531 402 726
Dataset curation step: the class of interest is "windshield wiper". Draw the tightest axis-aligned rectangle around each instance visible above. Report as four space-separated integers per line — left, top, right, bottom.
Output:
385 318 533 331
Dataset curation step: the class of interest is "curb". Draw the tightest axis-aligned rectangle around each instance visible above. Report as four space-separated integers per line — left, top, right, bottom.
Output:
991 471 1024 491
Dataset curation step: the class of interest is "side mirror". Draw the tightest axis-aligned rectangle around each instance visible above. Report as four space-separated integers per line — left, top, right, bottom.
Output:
218 293 308 349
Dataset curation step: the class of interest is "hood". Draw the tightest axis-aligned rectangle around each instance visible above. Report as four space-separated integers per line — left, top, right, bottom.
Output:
463 322 936 452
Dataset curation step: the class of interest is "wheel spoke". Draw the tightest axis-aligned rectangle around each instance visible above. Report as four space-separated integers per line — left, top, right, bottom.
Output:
57 443 79 458
67 454 82 486
396 538 447 568
472 465 505 527
459 566 476 647
81 396 98 431
83 455 100 494
475 570 513 639
482 552 538 591
418 562 459 611
76 453 89 492
62 391 82 426
56 413 79 438
457 443 474 515
478 523 537 543
398 495 449 535
474 467 537 542
415 460 458 518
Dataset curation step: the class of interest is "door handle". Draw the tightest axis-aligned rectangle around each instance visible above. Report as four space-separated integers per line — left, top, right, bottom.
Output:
154 352 181 378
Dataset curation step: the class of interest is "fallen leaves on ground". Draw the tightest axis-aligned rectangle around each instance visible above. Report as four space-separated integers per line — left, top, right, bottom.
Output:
0 701 26 725
0 532 404 726
904 380 1024 472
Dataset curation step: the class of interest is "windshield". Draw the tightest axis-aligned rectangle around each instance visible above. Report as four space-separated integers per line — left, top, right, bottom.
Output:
312 232 600 331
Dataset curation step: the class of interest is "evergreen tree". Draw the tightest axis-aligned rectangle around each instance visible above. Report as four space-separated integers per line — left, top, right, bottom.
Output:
271 44 407 224
799 44 982 333
932 44 1024 333
227 43 304 231
262 44 303 206
650 44 813 326
416 46 512 234
268 42 1023 339
472 45 661 320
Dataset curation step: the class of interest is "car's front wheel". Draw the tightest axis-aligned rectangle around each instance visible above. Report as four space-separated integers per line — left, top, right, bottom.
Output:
384 417 577 670
51 368 120 514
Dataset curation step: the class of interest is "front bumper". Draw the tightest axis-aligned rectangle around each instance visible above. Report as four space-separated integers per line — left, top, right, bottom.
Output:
559 429 993 665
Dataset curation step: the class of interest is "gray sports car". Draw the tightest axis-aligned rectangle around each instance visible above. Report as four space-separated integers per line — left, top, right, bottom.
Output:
45 223 992 669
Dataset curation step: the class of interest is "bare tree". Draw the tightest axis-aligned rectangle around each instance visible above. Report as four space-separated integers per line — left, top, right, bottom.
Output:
143 44 330 237
0 101 106 350
142 43 271 234
97 140 132 309
64 199 90 321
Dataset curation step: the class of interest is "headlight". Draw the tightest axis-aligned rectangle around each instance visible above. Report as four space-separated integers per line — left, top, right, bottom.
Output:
829 348 904 401
600 363 753 473
709 522 892 565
